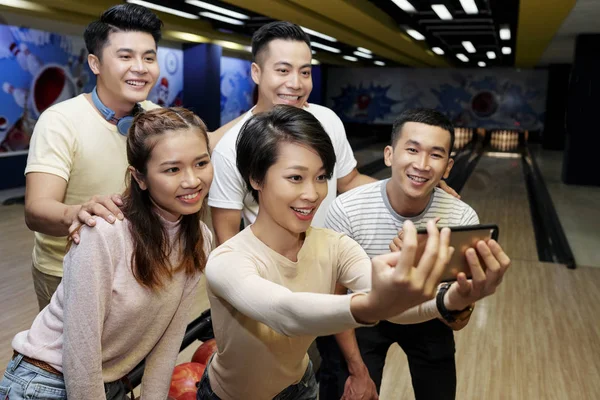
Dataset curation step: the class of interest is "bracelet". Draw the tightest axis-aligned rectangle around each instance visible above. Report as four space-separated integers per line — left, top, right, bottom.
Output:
436 282 472 324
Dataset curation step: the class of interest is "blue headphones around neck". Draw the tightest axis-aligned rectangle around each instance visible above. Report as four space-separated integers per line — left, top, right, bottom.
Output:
91 86 142 136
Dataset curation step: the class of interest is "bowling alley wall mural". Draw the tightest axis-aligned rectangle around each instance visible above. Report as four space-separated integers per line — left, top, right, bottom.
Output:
0 23 183 155
220 56 255 125
326 68 548 131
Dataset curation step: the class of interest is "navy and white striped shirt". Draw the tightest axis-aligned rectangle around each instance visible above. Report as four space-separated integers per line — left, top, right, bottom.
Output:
325 180 479 258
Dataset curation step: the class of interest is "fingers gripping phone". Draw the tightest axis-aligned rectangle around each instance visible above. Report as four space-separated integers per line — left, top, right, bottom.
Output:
415 224 499 282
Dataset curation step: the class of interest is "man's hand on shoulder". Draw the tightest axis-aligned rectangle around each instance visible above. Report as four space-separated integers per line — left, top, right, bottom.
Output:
69 194 124 244
438 180 460 199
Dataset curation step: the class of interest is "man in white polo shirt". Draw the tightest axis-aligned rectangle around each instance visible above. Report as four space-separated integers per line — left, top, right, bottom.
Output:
208 21 376 245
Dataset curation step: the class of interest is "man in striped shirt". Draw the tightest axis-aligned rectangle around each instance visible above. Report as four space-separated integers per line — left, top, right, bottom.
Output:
318 109 481 400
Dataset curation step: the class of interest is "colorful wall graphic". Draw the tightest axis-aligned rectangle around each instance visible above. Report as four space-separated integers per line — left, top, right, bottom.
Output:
220 56 255 125
326 67 548 130
0 23 183 155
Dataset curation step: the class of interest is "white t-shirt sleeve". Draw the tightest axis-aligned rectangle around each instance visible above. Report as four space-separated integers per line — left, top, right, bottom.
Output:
207 149 246 210
327 110 357 179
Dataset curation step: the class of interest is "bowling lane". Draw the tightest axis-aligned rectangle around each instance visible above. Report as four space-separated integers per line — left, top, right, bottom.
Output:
459 154 538 261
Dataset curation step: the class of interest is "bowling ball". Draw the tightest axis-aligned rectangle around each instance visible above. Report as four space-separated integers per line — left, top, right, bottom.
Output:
168 362 206 399
174 393 197 400
31 64 76 117
471 91 498 118
357 94 371 110
191 339 217 365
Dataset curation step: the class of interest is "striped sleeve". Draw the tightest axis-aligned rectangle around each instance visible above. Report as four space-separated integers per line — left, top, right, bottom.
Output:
324 198 353 238
460 206 480 225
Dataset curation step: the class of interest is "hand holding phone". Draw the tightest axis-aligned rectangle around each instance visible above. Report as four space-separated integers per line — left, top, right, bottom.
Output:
414 224 500 282
443 238 511 312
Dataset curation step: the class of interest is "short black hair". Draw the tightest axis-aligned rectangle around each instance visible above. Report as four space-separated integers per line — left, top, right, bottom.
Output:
84 3 163 58
391 108 455 153
236 105 336 203
251 21 311 64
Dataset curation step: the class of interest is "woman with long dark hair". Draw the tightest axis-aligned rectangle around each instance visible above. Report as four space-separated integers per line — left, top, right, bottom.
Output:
0 108 213 400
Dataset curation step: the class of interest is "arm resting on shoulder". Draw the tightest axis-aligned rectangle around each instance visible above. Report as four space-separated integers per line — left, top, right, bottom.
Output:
25 172 79 236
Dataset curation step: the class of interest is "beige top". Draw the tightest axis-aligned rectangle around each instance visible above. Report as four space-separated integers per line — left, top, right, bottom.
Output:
205 226 440 400
25 94 160 277
13 217 211 399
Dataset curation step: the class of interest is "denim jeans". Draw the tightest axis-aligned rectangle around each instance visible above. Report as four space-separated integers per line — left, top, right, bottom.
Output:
197 355 318 400
0 353 128 400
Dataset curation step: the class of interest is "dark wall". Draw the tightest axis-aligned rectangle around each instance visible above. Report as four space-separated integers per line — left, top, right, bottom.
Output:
543 64 571 150
0 154 26 190
563 34 600 186
183 43 222 131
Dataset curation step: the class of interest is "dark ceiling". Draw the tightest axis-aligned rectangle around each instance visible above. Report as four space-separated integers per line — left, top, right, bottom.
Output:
367 0 519 67
0 0 573 68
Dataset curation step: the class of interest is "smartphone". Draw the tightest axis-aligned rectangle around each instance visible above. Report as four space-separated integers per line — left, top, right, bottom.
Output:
414 224 499 282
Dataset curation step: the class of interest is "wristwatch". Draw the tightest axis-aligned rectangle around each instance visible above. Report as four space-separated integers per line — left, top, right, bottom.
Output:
436 282 474 324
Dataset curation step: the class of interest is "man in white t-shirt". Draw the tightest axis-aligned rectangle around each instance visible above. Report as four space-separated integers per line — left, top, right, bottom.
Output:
24 4 162 309
208 21 377 245
319 109 510 400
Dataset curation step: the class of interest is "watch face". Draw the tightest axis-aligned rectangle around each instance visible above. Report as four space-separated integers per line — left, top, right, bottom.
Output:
165 51 178 75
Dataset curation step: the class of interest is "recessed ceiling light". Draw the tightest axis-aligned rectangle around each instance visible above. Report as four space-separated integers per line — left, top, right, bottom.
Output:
311 42 341 54
487 51 496 59
432 47 445 55
374 61 386 66
500 25 511 40
343 55 358 62
357 47 372 54
502 47 512 55
301 26 337 43
462 41 476 53
406 29 425 41
391 0 416 13
353 51 373 59
478 61 486 67
431 4 453 20
456 53 469 62
185 0 249 19
126 0 199 19
199 11 244 25
459 0 478 14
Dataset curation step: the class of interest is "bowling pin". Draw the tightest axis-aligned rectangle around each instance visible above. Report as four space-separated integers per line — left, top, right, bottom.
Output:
0 116 8 135
0 25 28 71
19 43 43 76
3 82 28 108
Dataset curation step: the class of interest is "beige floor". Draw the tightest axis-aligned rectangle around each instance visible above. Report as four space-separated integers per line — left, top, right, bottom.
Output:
532 147 600 268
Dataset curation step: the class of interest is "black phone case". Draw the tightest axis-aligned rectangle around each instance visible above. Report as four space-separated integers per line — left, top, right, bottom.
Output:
416 224 499 241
